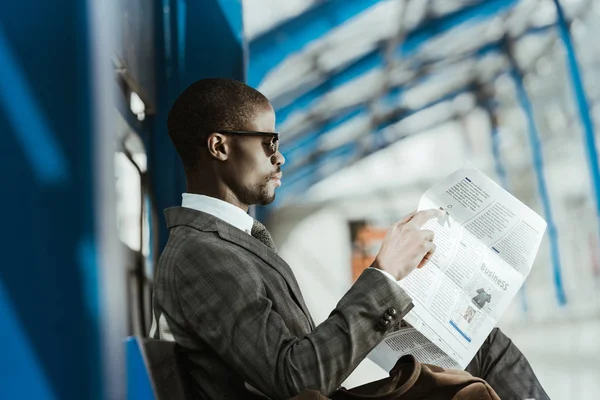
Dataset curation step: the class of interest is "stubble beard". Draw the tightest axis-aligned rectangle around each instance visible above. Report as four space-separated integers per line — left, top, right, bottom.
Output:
241 181 275 206
257 181 276 205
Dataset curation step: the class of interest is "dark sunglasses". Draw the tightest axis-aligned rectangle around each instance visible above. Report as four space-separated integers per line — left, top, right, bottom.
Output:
214 130 280 155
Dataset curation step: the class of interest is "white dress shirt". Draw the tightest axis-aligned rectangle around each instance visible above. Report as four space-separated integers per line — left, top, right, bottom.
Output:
182 193 254 234
181 193 397 282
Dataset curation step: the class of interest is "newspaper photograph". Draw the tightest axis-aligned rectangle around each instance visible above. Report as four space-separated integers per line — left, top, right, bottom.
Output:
368 166 547 371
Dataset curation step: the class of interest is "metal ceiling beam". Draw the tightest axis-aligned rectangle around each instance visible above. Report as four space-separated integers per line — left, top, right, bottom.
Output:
276 50 384 124
398 0 517 57
283 106 369 167
274 0 518 126
279 52 477 152
280 46 493 154
272 3 592 210
279 22 555 161
248 0 383 86
282 86 468 191
282 50 540 196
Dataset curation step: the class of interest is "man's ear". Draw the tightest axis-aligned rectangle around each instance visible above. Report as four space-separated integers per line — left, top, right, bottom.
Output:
207 133 229 161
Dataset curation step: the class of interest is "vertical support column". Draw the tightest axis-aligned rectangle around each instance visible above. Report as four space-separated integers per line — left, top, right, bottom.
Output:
506 50 567 305
0 0 108 398
89 0 127 397
553 0 600 252
149 0 185 252
489 120 529 313
150 0 245 248
489 118 509 189
476 87 529 313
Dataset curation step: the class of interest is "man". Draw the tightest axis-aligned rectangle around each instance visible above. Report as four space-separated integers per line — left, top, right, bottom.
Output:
151 78 548 400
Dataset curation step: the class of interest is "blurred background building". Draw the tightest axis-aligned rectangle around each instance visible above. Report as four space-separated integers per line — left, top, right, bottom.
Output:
1 0 599 399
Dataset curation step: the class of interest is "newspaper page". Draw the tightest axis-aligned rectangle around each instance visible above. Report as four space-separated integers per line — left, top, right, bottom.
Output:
368 166 547 371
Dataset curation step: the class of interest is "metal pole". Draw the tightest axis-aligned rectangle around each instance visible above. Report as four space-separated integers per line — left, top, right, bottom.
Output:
475 86 529 313
553 0 600 258
489 120 529 313
506 49 567 305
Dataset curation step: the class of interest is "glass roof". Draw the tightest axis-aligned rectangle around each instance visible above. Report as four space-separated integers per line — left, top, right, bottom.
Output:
242 0 598 206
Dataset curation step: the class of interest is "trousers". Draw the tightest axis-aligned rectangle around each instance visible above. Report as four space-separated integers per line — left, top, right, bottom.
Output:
465 328 549 400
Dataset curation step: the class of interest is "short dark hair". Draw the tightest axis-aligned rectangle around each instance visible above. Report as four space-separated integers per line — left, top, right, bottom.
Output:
167 78 271 169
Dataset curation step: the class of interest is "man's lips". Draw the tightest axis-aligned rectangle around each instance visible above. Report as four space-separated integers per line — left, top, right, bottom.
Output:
270 173 283 186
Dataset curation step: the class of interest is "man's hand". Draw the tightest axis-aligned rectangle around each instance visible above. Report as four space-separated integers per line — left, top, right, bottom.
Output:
371 209 441 281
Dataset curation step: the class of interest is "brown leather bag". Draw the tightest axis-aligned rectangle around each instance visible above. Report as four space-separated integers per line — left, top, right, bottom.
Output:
330 355 500 400
288 390 333 400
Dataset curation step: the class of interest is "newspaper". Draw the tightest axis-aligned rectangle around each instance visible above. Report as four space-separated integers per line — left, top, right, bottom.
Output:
368 166 547 371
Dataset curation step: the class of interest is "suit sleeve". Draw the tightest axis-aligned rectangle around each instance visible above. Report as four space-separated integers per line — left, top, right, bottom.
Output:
175 242 413 399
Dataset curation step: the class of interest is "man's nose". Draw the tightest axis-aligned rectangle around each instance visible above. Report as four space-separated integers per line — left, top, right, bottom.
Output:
272 151 285 166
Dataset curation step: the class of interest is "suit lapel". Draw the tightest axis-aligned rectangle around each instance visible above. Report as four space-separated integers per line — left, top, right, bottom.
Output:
215 219 314 326
165 207 314 327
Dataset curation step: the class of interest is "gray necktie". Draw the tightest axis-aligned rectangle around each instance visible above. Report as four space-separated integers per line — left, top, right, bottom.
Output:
251 219 277 252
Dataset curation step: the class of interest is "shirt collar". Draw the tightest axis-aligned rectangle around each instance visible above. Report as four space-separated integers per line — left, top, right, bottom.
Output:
181 193 254 234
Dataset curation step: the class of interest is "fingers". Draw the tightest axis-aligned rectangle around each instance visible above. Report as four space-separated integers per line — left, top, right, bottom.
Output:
417 253 433 268
417 242 436 269
423 241 436 254
417 256 431 269
398 210 417 225
420 229 435 242
409 209 443 228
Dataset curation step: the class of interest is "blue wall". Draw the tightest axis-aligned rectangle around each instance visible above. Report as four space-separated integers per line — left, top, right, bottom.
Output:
149 0 245 250
0 0 245 397
0 1 101 399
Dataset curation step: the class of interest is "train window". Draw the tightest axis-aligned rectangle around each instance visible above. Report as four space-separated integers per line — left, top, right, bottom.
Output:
115 110 152 335
115 152 143 251
115 130 148 253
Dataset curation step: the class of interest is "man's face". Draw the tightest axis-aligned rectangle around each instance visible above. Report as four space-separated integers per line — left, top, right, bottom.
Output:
222 105 285 207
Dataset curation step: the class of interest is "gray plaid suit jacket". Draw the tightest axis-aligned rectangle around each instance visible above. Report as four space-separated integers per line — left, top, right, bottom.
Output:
151 207 414 400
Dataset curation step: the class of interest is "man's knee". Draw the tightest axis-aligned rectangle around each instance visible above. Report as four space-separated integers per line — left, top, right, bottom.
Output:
488 327 512 348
